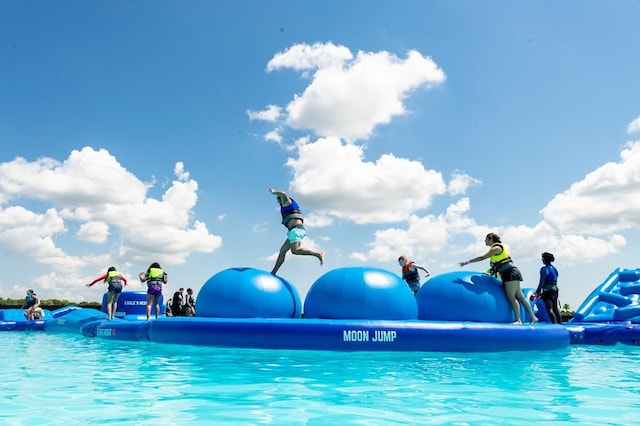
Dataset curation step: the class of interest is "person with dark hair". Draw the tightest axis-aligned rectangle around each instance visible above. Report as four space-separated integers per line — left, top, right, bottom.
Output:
398 255 430 295
459 233 538 325
139 262 168 321
269 188 324 275
22 289 40 320
171 288 184 317
533 252 562 324
87 266 128 320
183 288 195 317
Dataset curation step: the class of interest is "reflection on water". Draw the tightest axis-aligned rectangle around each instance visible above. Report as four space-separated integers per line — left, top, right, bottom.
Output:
2 333 640 425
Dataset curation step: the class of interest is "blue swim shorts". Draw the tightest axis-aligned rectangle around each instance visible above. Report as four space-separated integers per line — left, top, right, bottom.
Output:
287 226 306 244
407 280 421 295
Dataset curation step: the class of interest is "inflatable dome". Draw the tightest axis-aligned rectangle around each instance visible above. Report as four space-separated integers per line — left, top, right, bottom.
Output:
304 266 418 320
196 267 302 318
417 271 515 322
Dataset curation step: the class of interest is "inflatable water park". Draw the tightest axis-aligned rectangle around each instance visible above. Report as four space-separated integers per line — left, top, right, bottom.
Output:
2 266 640 352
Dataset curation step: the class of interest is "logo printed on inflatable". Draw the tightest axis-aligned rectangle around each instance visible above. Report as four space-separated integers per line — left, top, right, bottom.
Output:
343 329 397 342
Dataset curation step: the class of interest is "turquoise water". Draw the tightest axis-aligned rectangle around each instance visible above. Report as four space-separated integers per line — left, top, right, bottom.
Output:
2 333 640 425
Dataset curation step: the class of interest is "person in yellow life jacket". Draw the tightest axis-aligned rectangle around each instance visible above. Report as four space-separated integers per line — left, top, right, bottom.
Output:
398 255 431 295
87 266 128 320
459 233 538 325
139 262 168 321
269 188 324 275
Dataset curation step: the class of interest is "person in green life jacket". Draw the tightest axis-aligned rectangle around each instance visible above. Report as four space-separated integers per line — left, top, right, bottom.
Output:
459 233 538 325
87 266 128 320
139 262 168 321
269 188 324 275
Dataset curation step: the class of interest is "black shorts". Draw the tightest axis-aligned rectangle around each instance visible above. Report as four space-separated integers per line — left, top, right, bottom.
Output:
500 266 523 282
542 287 558 301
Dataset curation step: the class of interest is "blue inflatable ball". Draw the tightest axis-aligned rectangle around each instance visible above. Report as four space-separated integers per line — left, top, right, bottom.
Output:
304 266 417 320
416 271 512 322
196 267 302 318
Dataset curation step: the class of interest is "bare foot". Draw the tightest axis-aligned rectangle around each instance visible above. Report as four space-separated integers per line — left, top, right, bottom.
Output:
319 251 324 266
512 320 522 325
530 316 539 325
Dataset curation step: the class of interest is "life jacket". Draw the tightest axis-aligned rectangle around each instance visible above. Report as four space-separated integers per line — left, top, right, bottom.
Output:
184 294 194 308
402 261 420 283
33 307 44 320
147 267 165 286
489 243 514 275
106 270 123 285
25 293 36 308
543 265 559 290
281 198 304 228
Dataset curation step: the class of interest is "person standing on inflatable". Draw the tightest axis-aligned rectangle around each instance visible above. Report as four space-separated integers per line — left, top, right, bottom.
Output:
269 188 324 275
398 255 430 295
139 262 168 321
459 233 538 325
87 266 128 320
533 252 562 324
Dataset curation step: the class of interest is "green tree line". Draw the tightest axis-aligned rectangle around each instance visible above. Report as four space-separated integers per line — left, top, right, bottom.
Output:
0 297 100 309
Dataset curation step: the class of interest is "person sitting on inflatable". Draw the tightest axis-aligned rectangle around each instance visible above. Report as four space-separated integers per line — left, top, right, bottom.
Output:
32 306 44 320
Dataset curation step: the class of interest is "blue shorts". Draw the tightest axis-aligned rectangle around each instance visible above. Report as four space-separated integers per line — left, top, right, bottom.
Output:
287 226 306 244
108 281 123 294
406 280 421 294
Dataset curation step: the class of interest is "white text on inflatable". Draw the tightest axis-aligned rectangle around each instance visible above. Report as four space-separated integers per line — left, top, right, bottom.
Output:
123 300 147 306
343 329 397 343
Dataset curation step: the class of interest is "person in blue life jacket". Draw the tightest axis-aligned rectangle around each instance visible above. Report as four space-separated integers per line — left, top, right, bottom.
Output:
533 252 562 324
269 188 324 275
87 266 128 320
139 262 168 321
459 233 538 325
398 255 431 295
22 289 40 320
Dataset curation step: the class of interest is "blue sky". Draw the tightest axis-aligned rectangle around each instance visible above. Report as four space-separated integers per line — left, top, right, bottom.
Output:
1 1 639 310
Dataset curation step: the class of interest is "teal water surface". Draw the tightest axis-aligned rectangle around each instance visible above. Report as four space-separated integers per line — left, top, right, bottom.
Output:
2 333 640 425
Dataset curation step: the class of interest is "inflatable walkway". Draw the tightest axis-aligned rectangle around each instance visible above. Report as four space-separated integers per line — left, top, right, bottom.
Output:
3 267 640 351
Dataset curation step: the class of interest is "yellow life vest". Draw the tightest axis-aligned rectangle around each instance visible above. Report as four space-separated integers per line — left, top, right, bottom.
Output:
489 243 513 274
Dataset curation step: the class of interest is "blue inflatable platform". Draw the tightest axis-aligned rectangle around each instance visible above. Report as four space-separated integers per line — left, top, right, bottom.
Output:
4 266 640 352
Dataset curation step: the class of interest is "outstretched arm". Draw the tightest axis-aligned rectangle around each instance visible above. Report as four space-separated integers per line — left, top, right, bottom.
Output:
414 264 430 276
87 274 108 287
459 246 500 267
269 188 291 204
269 188 287 197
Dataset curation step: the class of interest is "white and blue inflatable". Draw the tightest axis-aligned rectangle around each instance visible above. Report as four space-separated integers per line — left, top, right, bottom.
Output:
3 266 640 351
